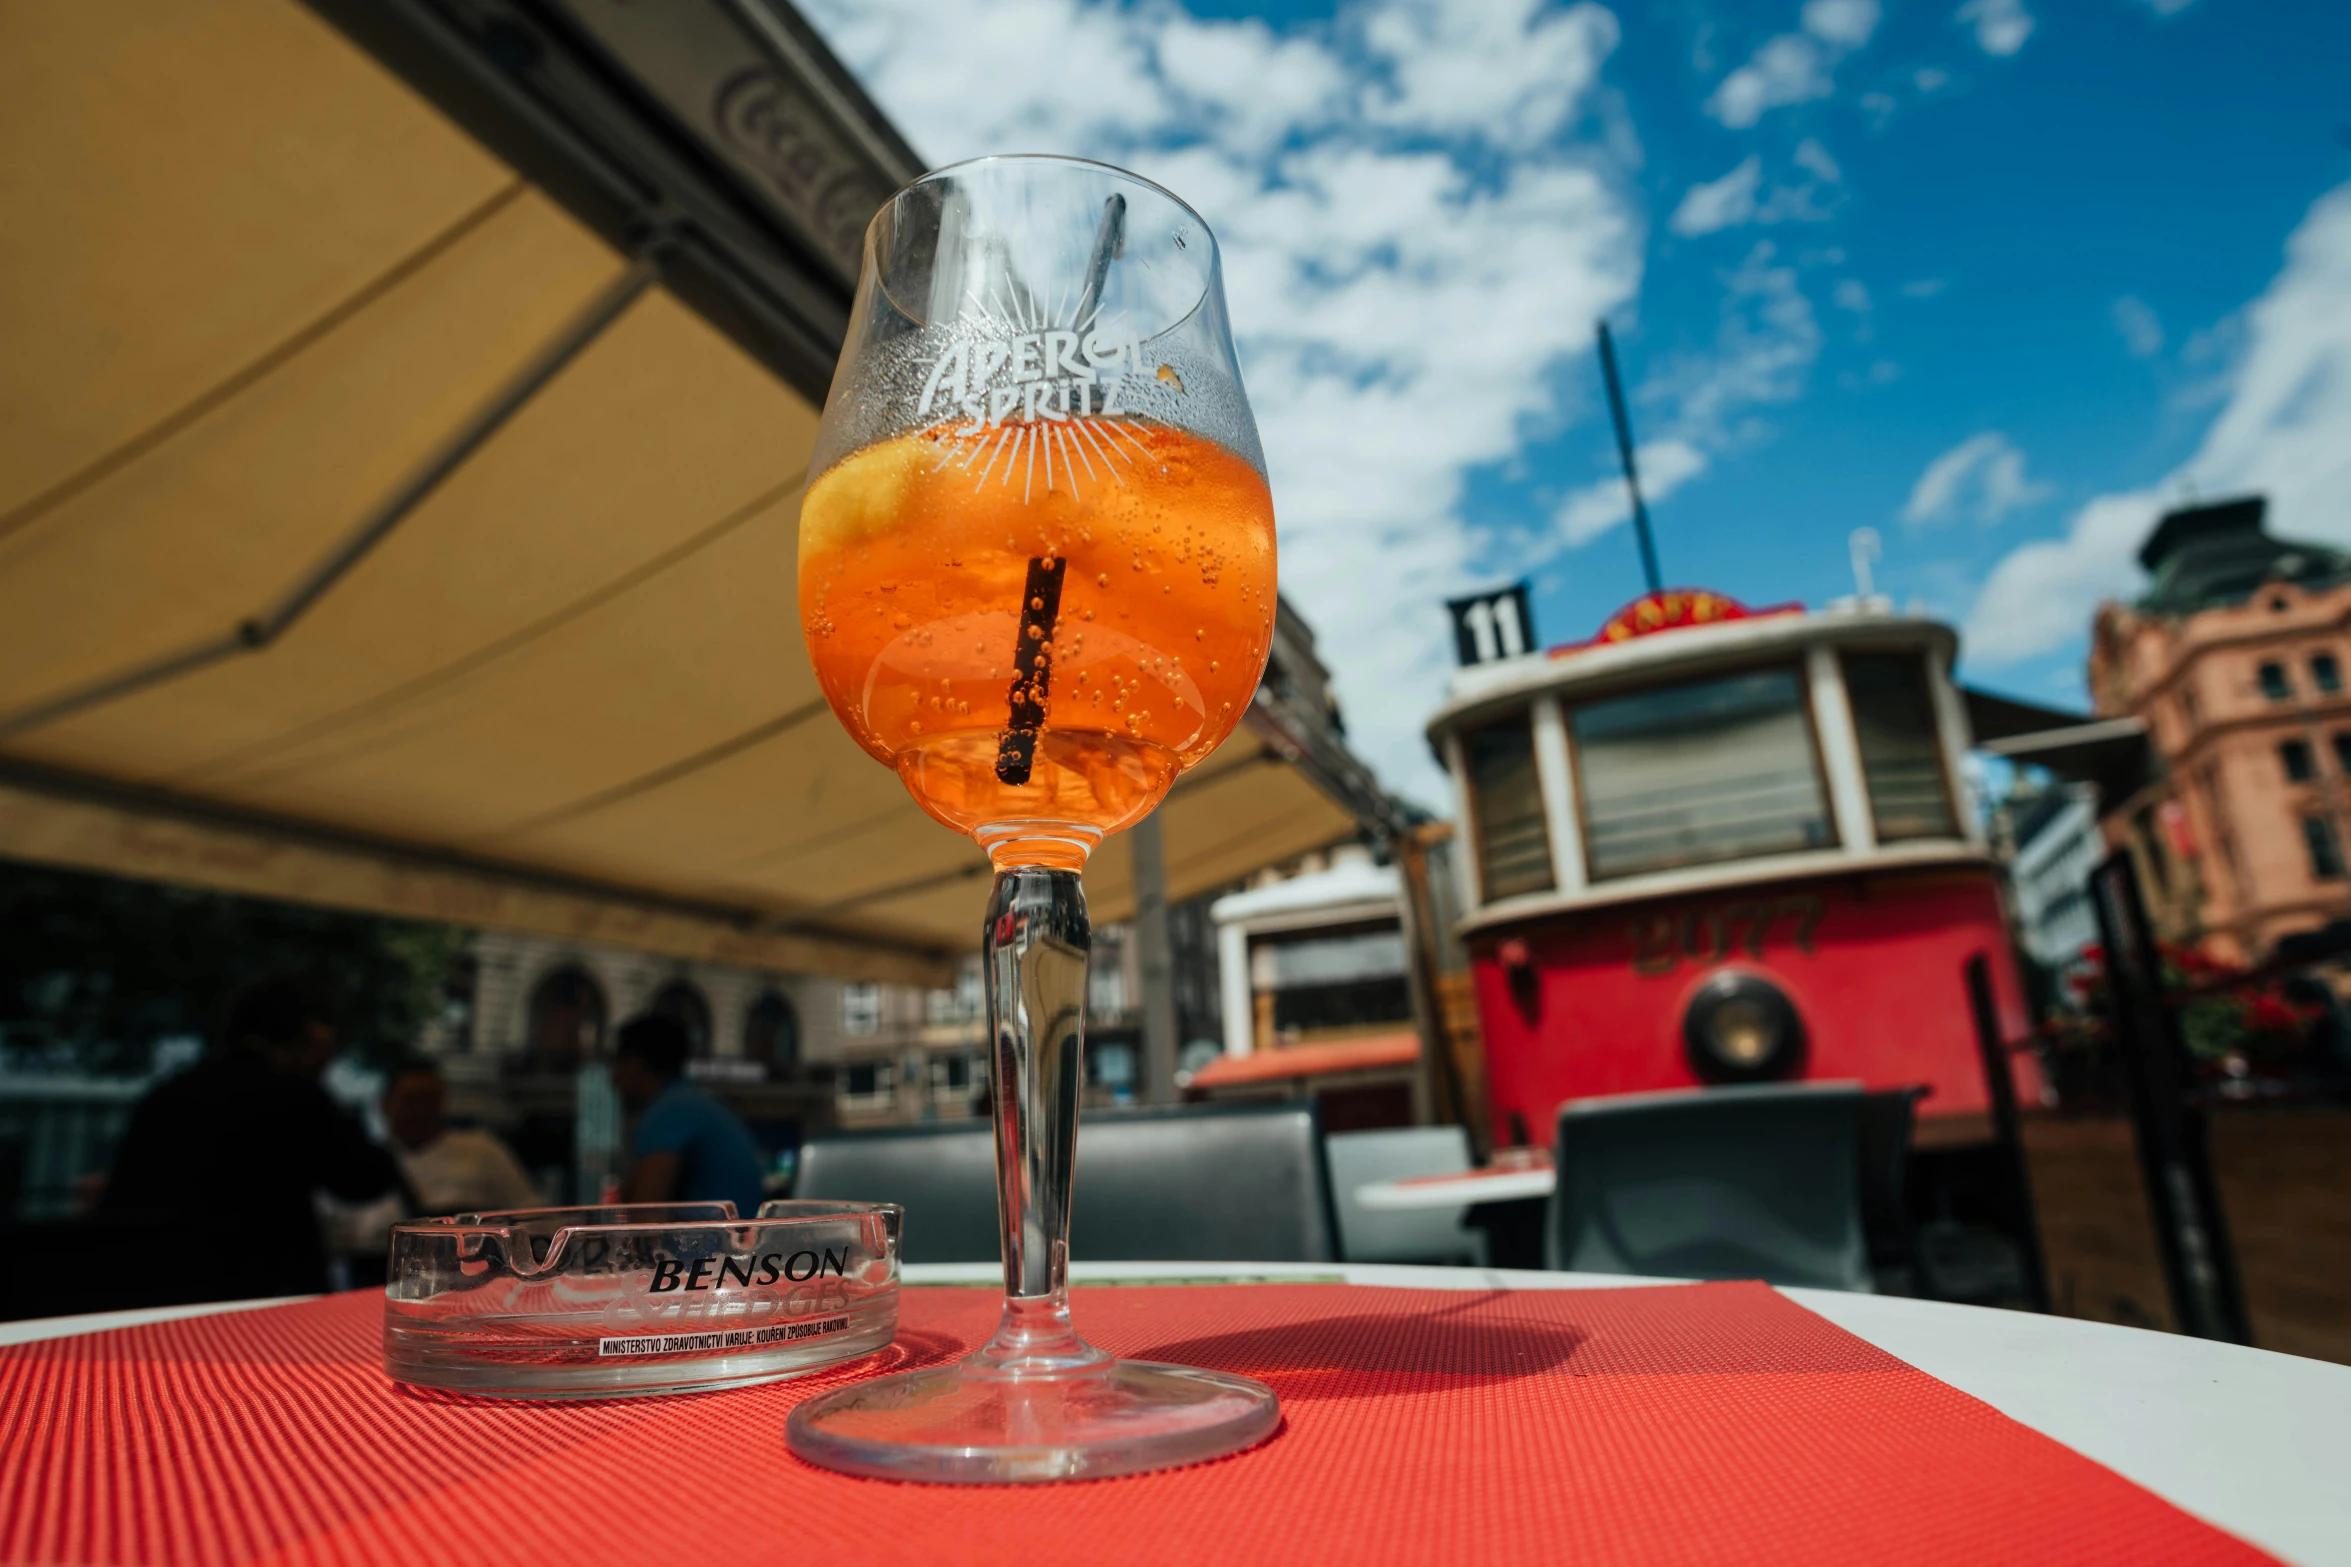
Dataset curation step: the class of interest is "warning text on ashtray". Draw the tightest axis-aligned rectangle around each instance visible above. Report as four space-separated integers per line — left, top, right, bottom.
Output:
599 1317 851 1357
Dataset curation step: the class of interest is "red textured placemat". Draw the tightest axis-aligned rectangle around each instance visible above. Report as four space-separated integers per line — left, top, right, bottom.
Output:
0 1282 2272 1567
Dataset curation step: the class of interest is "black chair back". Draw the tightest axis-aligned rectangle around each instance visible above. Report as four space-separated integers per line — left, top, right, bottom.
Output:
794 1123 998 1264
1548 1083 1872 1291
794 1102 1339 1266
1073 1102 1339 1264
1857 1086 1927 1273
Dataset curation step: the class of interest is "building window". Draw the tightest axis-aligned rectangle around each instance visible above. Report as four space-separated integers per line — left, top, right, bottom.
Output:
1462 712 1554 901
841 981 882 1036
1249 923 1412 1040
925 954 986 1026
1572 667 1835 880
1085 1039 1139 1095
743 991 797 1069
2258 661 2292 702
1843 652 1959 841
2281 739 2318 783
840 1060 896 1108
2302 817 2347 881
2334 733 2351 775
1087 936 1131 1021
929 1053 977 1099
2314 653 2342 695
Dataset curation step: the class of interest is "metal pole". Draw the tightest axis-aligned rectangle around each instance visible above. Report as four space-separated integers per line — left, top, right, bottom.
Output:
2088 849 2252 1343
1595 319 1662 597
1129 808 1179 1106
1394 824 1480 1153
1964 952 2053 1312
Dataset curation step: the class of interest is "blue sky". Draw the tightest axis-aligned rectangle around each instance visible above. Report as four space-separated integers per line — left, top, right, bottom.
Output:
803 0 2351 804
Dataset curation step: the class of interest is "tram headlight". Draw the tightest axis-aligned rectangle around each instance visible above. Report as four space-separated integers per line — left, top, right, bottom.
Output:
1682 971 1805 1084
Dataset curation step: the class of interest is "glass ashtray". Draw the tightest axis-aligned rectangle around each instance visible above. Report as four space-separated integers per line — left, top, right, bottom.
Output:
384 1201 901 1398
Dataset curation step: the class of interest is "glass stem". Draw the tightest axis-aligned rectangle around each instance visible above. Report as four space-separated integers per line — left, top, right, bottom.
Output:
973 866 1106 1376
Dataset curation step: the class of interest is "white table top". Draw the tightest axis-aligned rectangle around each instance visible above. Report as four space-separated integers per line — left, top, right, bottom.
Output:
1354 1166 1555 1210
8 1265 2343 1567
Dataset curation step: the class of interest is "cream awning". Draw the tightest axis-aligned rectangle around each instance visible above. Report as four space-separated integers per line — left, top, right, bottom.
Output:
0 0 1385 987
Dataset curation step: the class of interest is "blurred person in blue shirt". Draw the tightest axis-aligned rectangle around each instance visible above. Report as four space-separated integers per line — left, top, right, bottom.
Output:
610 1012 766 1215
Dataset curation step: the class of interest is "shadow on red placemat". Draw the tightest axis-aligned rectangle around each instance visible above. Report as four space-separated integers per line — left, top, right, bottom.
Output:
1117 1282 1905 1401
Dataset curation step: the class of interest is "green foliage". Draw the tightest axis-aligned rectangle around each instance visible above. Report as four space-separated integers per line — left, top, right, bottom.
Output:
0 861 469 1075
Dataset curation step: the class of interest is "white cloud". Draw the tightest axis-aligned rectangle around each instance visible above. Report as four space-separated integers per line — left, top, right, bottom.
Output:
1956 0 2036 57
1801 0 1881 48
1637 240 1824 450
1793 137 1842 184
1902 432 2051 526
1901 277 1949 298
1914 66 1951 92
1361 0 1620 151
1707 35 1832 129
1670 157 1762 236
799 0 1640 800
2137 0 2196 14
1708 0 1880 129
1555 439 1709 546
1833 279 1872 313
1547 240 1823 560
1670 146 1842 239
2111 295 2165 358
1966 180 2351 664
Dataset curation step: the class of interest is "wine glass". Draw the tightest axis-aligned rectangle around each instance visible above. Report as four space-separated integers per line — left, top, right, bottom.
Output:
785 155 1280 1482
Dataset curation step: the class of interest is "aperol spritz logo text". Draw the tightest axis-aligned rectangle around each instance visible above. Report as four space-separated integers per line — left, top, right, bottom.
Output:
917 329 1153 429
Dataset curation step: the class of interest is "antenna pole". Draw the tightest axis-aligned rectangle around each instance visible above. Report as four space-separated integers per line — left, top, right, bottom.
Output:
1596 320 1662 596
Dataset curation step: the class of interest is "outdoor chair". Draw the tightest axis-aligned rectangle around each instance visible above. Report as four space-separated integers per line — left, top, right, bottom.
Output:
795 1101 1340 1266
1547 1082 1873 1291
1071 1102 1340 1264
1857 1086 1928 1287
794 1123 999 1264
1325 1125 1488 1266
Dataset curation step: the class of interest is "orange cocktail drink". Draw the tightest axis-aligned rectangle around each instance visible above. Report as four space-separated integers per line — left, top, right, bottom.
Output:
800 418 1275 866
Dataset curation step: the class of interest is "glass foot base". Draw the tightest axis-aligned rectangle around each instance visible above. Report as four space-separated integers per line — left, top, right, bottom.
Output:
786 1357 1279 1484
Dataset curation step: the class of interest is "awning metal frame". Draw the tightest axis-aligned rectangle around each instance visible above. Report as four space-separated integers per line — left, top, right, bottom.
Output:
301 0 923 405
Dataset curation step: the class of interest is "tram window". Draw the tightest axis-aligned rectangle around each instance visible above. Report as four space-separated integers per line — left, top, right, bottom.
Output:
1571 668 1835 880
1843 652 1960 841
1464 713 1555 901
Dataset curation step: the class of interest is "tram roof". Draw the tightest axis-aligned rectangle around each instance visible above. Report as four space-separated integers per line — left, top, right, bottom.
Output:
1427 605 1958 741
0 0 1396 987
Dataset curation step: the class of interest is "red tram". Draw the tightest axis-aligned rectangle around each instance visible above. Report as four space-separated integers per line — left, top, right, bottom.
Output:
1426 590 2039 1151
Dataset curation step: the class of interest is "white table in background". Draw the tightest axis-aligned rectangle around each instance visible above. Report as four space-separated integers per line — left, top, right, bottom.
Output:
1353 1165 1554 1210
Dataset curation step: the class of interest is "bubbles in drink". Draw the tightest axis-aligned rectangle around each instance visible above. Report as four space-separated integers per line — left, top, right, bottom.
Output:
799 418 1275 862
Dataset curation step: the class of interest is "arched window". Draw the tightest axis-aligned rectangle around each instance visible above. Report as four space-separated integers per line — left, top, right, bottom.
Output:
527 965 606 1070
744 990 798 1070
648 979 712 1056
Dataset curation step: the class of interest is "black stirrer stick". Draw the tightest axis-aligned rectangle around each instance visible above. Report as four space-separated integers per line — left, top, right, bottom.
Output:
995 556 1067 785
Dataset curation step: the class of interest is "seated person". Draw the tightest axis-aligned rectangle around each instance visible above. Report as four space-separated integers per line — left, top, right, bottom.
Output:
322 1057 544 1280
380 1057 541 1216
611 1013 767 1215
102 976 401 1303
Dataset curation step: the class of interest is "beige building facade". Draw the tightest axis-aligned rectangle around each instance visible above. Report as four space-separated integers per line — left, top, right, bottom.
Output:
2089 497 2351 961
